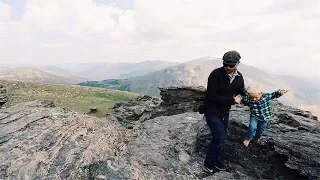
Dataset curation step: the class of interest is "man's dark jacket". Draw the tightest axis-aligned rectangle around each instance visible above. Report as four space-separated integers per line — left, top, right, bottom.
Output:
203 67 245 119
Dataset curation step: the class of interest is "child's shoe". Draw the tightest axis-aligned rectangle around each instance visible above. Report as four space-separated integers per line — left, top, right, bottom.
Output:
243 140 250 147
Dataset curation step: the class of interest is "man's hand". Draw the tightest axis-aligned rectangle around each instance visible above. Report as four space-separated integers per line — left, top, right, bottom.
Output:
280 89 289 96
234 95 242 104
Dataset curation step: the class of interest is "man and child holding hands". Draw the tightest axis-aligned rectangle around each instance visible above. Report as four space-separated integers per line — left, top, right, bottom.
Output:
203 50 288 173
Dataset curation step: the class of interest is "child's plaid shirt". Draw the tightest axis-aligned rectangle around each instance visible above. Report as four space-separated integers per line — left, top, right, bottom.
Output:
242 90 282 121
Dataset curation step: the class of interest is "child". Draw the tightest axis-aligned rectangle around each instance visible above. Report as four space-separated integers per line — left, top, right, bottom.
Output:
241 84 288 147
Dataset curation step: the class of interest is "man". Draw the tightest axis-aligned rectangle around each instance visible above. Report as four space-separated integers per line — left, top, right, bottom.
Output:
203 50 245 173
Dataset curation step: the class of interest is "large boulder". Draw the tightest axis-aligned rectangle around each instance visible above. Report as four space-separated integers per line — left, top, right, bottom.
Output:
159 86 206 115
109 86 206 129
110 95 162 128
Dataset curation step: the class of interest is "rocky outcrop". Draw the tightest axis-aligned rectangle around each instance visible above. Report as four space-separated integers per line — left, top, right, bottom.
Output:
109 86 206 129
110 95 162 128
1 86 319 179
0 100 127 179
102 86 320 179
219 105 320 179
159 86 206 115
0 84 8 107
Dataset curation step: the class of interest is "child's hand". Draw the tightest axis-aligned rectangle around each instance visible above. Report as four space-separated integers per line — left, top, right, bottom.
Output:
234 95 242 104
280 89 289 95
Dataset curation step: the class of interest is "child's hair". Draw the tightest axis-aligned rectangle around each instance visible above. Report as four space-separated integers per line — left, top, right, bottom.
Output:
246 84 263 94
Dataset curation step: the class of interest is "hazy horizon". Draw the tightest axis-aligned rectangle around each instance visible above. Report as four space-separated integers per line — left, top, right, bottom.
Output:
1 57 319 83
0 0 319 78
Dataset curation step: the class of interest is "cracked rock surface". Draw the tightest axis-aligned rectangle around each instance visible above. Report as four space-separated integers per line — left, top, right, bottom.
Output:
0 100 127 179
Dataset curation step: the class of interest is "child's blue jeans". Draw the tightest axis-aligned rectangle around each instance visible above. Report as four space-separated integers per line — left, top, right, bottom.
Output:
246 115 268 140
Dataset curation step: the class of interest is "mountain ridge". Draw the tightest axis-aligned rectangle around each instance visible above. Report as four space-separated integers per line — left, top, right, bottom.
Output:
0 66 87 84
39 60 180 80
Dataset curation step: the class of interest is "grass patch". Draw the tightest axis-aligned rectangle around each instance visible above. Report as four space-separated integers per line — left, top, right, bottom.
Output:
1 80 137 117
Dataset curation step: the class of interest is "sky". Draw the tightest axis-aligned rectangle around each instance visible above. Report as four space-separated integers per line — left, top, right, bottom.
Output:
0 0 319 78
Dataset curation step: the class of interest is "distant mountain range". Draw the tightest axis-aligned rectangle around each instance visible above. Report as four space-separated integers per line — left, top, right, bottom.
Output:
41 60 179 80
78 57 320 111
0 67 86 84
0 60 179 85
41 66 72 75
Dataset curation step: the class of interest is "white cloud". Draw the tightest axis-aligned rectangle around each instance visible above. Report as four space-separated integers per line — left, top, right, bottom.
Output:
0 2 11 20
22 0 123 35
0 0 319 78
0 2 11 33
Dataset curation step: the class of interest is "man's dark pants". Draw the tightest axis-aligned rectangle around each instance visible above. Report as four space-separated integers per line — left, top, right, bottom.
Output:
204 111 229 169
